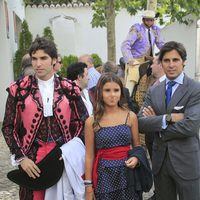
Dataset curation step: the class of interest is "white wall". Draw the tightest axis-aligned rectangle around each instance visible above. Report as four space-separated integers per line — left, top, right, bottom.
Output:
25 5 145 63
161 16 197 79
0 0 25 122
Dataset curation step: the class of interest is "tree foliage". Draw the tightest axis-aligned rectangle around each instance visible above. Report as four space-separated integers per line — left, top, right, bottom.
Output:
91 0 200 28
13 20 32 80
91 53 102 68
91 0 145 28
157 0 200 25
43 26 54 41
58 55 78 77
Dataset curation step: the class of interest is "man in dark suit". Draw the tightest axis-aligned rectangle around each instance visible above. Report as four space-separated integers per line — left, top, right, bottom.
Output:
138 41 200 200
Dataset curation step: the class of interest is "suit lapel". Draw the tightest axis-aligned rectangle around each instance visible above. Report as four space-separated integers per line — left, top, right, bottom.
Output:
154 81 166 114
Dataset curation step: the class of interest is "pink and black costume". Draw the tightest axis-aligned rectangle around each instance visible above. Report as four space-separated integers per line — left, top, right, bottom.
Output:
2 75 88 200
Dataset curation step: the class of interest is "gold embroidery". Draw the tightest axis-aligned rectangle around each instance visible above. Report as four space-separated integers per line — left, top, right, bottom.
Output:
129 26 143 42
152 29 159 42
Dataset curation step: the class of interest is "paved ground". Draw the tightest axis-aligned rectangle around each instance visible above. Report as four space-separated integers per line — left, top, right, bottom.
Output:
0 123 153 200
0 123 19 200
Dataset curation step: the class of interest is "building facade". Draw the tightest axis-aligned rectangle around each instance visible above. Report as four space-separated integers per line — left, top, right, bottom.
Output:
0 0 25 122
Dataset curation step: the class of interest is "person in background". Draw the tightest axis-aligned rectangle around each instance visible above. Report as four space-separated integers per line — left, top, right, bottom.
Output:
67 62 93 116
78 54 101 90
21 53 35 76
102 61 119 74
121 10 164 95
53 54 62 74
118 57 126 79
79 54 101 105
150 54 166 85
1 37 88 200
138 41 200 200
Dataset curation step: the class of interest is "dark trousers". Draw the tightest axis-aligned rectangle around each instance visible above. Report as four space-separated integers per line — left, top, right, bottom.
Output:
155 152 200 200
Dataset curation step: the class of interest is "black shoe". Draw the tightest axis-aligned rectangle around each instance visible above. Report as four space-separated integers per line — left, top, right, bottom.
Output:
148 193 156 200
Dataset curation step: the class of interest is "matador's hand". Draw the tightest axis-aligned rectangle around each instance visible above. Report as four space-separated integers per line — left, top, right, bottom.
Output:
20 157 41 179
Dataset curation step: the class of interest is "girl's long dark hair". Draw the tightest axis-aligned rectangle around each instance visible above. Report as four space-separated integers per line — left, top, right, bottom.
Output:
93 72 126 131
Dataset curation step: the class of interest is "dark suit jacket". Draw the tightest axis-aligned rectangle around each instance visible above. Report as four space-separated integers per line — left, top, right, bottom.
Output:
138 74 200 180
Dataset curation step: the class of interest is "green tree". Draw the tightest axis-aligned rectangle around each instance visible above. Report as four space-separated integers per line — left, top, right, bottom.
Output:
58 55 78 77
157 0 200 25
13 20 32 80
43 26 54 41
91 53 102 68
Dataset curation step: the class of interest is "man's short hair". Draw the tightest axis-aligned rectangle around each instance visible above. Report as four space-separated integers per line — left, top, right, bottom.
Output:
29 37 57 59
102 61 118 74
21 54 32 69
67 62 87 81
159 41 187 62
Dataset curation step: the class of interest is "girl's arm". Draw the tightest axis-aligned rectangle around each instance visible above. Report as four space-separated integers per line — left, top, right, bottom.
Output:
130 111 141 147
125 111 140 168
84 116 96 200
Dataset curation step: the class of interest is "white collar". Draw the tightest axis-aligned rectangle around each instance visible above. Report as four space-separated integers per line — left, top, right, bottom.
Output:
159 75 166 83
37 75 54 87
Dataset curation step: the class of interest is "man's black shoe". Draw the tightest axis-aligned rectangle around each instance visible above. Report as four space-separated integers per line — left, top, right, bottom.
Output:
148 193 156 200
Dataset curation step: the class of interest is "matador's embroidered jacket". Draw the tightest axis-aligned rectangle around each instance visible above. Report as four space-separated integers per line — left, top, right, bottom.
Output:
2 75 88 160
121 23 164 63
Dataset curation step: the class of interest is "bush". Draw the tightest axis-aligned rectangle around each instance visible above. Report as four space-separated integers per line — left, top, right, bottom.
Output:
13 20 32 80
43 26 54 41
91 53 102 68
58 55 78 77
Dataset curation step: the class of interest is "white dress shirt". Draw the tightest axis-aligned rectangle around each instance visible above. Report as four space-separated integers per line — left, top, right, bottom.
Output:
38 75 54 117
81 89 93 116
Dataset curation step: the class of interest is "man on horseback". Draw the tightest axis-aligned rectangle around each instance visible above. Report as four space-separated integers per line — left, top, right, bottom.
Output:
121 10 164 96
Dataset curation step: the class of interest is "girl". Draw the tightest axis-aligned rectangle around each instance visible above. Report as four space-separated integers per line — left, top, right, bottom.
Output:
85 73 141 200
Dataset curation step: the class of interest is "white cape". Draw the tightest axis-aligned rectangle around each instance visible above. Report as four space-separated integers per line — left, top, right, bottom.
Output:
45 137 85 200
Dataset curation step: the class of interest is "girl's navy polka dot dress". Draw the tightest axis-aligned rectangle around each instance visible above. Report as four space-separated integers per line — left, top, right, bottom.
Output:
95 123 140 200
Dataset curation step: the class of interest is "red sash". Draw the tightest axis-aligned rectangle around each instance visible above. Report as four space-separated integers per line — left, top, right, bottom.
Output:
92 145 130 188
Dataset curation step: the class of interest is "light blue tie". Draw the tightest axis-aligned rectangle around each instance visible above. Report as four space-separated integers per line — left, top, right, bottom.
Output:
166 81 176 106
